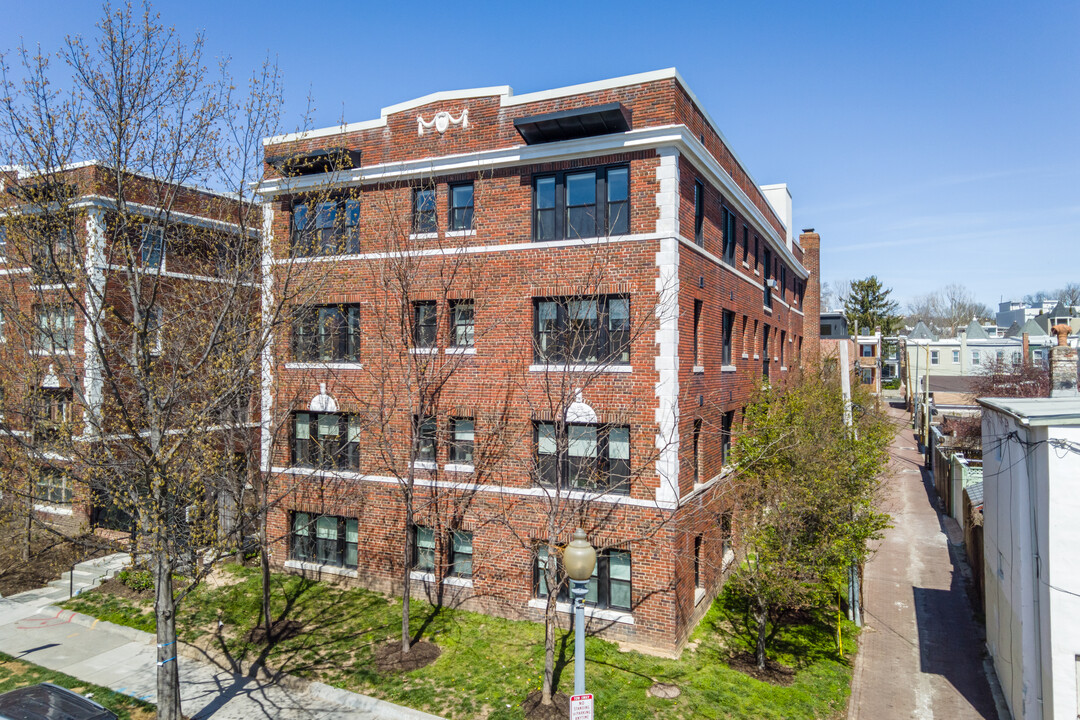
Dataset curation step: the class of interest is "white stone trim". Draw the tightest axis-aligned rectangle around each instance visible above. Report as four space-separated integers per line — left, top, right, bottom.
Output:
284 362 364 370
721 365 737 373
34 503 74 516
408 232 439 241
654 148 681 506
444 463 474 474
272 465 676 510
526 598 634 625
409 347 439 355
528 364 632 374
260 204 276 474
444 229 477 238
285 560 358 578
410 570 474 588
692 365 704 374
444 347 476 355
411 461 438 471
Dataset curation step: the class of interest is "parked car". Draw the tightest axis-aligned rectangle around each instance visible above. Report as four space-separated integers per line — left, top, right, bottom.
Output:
0 682 118 720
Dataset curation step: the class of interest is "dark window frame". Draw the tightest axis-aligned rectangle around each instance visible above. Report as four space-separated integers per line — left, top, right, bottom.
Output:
693 180 705 246
449 299 474 348
412 300 438 348
413 414 437 464
413 187 438 234
449 182 474 231
291 411 360 470
449 416 474 465
534 545 632 611
720 203 737 263
292 304 361 362
34 303 75 353
722 309 735 366
290 197 361 257
412 524 436 572
289 512 358 569
534 421 630 493
532 164 629 241
533 295 630 365
450 529 473 578
140 226 165 268
692 299 703 367
721 411 734 467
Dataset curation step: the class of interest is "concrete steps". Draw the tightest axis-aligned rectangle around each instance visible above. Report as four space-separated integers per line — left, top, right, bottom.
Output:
7 552 131 605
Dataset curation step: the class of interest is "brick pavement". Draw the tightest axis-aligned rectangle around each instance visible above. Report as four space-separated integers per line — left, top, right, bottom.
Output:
847 403 1003 720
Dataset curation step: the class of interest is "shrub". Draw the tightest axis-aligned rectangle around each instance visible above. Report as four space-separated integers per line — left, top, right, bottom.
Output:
117 568 154 592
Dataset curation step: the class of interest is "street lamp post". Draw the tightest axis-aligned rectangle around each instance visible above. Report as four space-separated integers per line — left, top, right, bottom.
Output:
563 528 597 697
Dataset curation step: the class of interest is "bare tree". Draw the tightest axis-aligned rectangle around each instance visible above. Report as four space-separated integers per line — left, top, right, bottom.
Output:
906 283 992 336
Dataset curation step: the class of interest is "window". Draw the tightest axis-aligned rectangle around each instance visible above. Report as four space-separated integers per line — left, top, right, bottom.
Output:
741 226 749 263
147 307 163 356
449 183 474 231
413 188 437 234
32 223 74 283
36 468 72 505
34 389 72 447
449 299 474 348
861 344 874 358
290 512 357 569
293 304 360 362
140 226 164 268
291 412 360 470
763 248 773 308
414 415 437 464
721 512 732 556
754 237 760 270
692 300 703 366
996 350 1005 362
971 350 981 366
535 545 631 611
693 181 705 246
450 530 473 577
534 296 630 365
413 526 436 572
952 349 960 363
450 417 474 464
535 421 630 492
35 304 75 353
0 224 6 257
721 411 734 466
291 198 360 256
722 310 735 366
930 350 939 365
694 535 703 588
412 301 438 348
861 367 874 384
533 166 628 241
692 418 702 484
721 204 736 263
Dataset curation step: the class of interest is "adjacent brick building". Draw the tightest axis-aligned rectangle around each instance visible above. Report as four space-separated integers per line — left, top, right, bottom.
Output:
258 69 820 652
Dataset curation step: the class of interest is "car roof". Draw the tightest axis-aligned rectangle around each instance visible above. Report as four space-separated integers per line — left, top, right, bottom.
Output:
0 682 117 720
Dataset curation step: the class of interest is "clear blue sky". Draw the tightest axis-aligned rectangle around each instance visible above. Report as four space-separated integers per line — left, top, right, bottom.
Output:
3 0 1076 310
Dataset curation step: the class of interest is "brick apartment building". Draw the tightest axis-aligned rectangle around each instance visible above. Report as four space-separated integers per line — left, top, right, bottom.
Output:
0 162 252 538
258 69 820 652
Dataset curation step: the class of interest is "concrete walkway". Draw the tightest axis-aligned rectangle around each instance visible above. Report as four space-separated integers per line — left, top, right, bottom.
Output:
0 593 442 719
848 404 1003 720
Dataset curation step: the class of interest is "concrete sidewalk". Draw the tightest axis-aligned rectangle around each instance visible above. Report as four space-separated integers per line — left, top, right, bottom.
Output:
847 404 1004 720
0 595 442 719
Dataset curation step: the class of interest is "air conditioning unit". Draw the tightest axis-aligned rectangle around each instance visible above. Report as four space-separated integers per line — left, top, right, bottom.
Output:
765 279 778 289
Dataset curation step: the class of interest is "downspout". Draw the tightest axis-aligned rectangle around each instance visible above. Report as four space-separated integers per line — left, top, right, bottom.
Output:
1021 421 1046 718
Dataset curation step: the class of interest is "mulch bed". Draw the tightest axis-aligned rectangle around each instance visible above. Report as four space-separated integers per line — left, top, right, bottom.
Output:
726 651 797 685
95 576 152 601
373 640 441 674
521 691 571 720
247 619 305 645
0 521 111 596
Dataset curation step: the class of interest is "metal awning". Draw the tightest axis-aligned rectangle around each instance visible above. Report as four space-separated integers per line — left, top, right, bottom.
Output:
265 148 361 176
514 103 632 144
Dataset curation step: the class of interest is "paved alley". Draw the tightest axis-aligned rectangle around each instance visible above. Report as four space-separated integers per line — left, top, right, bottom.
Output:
847 403 1002 720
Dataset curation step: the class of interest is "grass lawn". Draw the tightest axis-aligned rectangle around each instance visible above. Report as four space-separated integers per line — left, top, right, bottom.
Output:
64 564 856 719
0 651 155 720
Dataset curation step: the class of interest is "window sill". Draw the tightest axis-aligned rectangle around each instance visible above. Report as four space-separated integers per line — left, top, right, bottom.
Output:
30 349 75 357
410 347 439 355
284 559 358 578
741 261 750 270
694 587 706 606
528 364 632 374
527 598 634 625
34 503 73 516
410 570 474 588
284 362 364 370
30 284 68 291
411 461 438 471
445 347 476 355
692 365 705 374
763 306 773 314
780 366 788 372
741 353 749 359
445 229 477 238
409 232 439 240
721 365 737 373
445 463 474 473
753 354 760 360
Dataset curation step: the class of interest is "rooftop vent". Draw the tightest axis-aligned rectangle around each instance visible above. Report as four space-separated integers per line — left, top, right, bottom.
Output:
265 147 361 177
514 103 632 145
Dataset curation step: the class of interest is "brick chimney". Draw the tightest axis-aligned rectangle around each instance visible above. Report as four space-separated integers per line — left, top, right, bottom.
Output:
1021 332 1030 365
800 229 821 363
1050 324 1077 397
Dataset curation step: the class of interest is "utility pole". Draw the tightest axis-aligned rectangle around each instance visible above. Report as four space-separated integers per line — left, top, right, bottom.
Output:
837 341 862 627
923 343 931 459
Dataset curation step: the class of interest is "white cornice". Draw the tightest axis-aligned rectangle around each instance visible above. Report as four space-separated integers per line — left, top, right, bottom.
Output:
257 125 806 277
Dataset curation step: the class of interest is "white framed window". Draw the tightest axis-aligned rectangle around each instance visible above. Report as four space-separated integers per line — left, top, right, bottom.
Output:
140 226 165 268
971 350 981 365
952 350 960 363
930 350 939 365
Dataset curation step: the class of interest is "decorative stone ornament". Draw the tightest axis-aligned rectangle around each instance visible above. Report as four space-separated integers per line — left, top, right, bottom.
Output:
309 382 338 413
417 109 468 136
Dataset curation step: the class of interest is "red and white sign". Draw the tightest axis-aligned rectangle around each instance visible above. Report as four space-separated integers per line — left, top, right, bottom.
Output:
570 694 594 720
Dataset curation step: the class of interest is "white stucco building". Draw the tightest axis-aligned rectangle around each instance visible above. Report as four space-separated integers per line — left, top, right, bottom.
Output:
979 396 1080 719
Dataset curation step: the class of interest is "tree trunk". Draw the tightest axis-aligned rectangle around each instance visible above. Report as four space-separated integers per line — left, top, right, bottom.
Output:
259 508 272 641
541 555 559 705
401 485 414 654
22 480 32 563
755 600 768 670
154 547 181 720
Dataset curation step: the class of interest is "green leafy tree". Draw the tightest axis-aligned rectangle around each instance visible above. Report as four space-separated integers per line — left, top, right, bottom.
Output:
844 276 901 335
727 376 892 669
